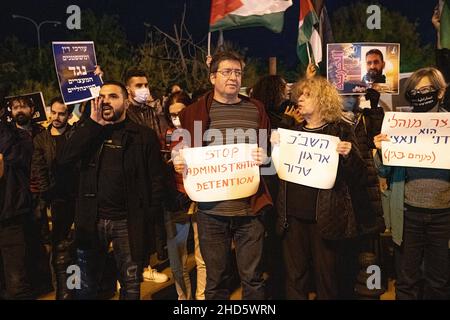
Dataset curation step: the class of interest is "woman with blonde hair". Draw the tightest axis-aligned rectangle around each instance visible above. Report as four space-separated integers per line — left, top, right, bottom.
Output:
272 76 368 299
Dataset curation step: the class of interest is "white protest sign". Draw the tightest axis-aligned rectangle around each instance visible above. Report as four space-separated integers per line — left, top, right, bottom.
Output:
180 143 260 202
272 128 340 189
381 112 450 169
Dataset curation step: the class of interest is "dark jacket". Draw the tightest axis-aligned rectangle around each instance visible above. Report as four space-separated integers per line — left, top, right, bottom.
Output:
31 124 76 200
127 103 168 147
0 122 34 222
277 120 369 240
179 90 273 215
352 107 386 234
57 117 164 267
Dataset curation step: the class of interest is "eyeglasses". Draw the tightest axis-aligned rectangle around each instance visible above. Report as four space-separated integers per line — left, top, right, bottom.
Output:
408 85 437 96
216 69 243 77
170 113 180 117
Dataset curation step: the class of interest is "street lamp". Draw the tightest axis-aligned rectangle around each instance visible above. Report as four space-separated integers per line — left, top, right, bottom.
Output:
12 14 61 62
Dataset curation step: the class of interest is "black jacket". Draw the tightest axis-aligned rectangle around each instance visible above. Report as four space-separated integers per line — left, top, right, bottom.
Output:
277 120 369 240
57 117 164 267
0 122 34 222
352 107 386 234
31 124 76 200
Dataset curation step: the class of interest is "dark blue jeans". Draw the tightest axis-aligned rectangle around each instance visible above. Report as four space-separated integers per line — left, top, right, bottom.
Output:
0 219 34 299
197 211 265 300
396 208 450 300
76 219 140 300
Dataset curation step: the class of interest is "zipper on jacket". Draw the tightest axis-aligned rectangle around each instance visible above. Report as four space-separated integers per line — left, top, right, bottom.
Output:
283 181 289 229
315 190 320 222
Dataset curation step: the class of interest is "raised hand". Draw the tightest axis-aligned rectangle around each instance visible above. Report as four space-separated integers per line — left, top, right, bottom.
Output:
90 96 113 126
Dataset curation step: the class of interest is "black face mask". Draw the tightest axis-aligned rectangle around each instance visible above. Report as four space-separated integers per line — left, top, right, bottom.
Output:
408 91 439 113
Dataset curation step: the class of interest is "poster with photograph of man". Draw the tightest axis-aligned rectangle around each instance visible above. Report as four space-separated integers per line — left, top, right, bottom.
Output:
2 92 47 123
327 43 400 95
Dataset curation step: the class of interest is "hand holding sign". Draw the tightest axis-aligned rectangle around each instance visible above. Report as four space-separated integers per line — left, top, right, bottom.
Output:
373 133 390 150
251 147 267 166
336 141 352 157
173 147 187 175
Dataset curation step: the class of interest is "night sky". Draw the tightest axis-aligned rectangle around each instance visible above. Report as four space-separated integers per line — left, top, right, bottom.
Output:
0 0 439 67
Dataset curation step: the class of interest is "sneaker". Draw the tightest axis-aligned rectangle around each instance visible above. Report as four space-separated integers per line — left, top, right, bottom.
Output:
143 267 169 283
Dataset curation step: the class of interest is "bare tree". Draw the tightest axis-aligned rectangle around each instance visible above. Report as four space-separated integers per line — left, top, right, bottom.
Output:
137 3 210 94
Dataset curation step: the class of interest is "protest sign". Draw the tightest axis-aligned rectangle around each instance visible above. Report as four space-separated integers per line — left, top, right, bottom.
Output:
272 128 340 189
181 143 260 202
52 41 103 104
381 112 450 169
327 43 400 95
3 92 47 123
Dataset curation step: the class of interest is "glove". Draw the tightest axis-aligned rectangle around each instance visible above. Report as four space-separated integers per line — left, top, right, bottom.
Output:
365 88 380 109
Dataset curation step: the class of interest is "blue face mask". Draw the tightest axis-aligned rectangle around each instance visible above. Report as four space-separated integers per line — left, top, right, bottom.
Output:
342 96 359 112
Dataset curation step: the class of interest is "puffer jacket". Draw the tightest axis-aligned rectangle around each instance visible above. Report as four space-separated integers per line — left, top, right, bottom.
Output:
276 120 370 240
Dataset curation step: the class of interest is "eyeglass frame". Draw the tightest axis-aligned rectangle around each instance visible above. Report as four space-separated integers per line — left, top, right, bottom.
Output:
407 85 437 96
215 69 243 77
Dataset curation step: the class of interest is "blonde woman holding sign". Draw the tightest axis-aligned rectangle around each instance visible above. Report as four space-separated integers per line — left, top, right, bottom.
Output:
272 76 370 299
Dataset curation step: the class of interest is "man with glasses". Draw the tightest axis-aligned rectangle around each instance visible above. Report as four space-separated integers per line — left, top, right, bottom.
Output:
173 50 272 299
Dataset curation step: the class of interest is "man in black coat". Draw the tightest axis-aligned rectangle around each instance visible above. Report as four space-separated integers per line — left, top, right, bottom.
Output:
57 81 164 300
0 98 37 299
31 97 77 299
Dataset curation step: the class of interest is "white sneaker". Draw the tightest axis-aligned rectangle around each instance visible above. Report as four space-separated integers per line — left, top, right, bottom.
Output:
143 267 169 283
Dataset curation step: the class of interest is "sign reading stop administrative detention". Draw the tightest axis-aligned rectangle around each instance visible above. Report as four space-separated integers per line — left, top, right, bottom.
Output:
180 144 260 202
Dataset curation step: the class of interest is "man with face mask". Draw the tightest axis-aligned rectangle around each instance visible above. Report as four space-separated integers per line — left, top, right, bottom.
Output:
31 97 77 299
374 67 450 300
57 81 165 299
125 69 169 282
125 69 164 139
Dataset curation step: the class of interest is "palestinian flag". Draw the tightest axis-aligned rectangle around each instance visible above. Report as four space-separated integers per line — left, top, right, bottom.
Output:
210 0 293 33
440 0 450 49
297 0 322 66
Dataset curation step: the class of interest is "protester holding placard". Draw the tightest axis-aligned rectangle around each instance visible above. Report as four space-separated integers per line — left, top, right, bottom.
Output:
163 91 206 300
374 67 450 300
174 50 272 300
272 76 368 299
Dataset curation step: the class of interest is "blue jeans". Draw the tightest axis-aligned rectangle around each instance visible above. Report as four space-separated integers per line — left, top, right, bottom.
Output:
76 219 140 300
396 208 450 300
197 211 265 300
165 210 206 300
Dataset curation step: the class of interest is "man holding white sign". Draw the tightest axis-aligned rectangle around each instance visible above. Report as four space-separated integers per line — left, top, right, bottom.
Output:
174 50 272 300
374 67 450 300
